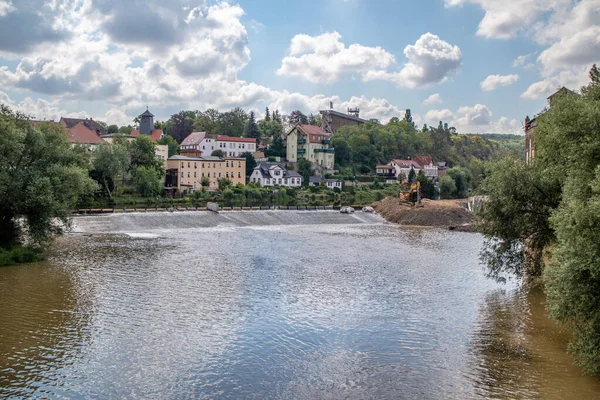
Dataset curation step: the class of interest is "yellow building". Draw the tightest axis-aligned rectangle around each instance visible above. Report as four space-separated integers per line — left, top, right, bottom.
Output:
286 124 335 174
166 155 246 191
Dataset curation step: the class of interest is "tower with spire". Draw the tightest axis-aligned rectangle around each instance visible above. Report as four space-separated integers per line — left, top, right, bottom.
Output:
139 106 154 136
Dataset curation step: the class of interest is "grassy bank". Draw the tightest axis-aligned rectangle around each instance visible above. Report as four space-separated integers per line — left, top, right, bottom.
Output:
0 245 44 267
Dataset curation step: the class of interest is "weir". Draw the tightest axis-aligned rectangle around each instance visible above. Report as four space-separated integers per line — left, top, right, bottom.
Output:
71 210 385 234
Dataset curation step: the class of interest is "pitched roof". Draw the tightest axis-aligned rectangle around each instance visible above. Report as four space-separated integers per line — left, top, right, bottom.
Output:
295 124 328 136
319 109 369 124
67 122 106 144
391 159 421 169
140 109 154 117
216 135 256 143
130 129 164 142
181 132 208 146
412 156 434 167
60 117 107 136
376 164 393 169
254 162 301 179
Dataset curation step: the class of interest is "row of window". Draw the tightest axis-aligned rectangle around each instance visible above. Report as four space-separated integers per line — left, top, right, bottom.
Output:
182 172 243 179
251 177 300 185
219 142 254 149
180 161 243 168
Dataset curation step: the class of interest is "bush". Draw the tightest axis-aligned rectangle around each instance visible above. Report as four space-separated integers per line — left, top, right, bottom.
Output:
0 246 44 266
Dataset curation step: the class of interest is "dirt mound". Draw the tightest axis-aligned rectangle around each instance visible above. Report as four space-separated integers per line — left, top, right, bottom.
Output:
372 197 473 228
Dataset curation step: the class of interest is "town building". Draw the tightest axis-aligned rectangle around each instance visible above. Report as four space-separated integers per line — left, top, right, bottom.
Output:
320 106 368 134
375 164 397 182
412 156 438 178
437 162 448 176
524 87 575 164
324 179 343 190
32 119 106 150
378 156 438 180
389 159 422 180
249 162 303 187
179 132 256 157
285 124 335 174
59 117 108 137
166 155 246 192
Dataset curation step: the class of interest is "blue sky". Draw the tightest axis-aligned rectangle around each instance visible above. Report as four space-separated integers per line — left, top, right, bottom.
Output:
0 0 598 133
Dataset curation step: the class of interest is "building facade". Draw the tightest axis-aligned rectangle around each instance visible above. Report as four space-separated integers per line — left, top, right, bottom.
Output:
286 125 335 172
166 155 246 191
216 135 257 157
249 163 303 187
320 108 367 134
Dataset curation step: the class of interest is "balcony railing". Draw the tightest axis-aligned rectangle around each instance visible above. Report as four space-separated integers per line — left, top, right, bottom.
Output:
297 148 306 154
322 139 330 145
315 148 335 153
297 138 307 144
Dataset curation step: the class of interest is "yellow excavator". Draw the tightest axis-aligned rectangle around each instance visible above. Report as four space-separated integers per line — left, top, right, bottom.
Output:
399 181 421 205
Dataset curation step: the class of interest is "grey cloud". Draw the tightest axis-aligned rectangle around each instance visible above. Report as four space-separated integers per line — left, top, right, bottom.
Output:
0 11 70 53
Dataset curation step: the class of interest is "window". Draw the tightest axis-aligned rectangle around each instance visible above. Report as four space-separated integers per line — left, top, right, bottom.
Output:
194 172 197 178
226 161 229 167
181 172 183 178
284 179 288 184
278 178 282 184
238 161 241 167
238 172 241 178
226 172 229 178
181 162 184 168
188 162 190 167
218 173 221 178
202 172 205 177
213 172 216 178
213 163 216 168
194 163 197 169
188 172 190 177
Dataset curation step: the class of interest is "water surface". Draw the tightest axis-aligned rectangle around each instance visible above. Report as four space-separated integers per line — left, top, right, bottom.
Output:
1 211 599 399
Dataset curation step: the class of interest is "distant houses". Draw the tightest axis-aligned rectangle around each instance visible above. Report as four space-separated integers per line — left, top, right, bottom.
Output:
377 156 442 181
285 124 335 174
180 131 257 158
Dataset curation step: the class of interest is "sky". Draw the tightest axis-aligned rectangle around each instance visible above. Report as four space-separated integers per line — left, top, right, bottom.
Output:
0 0 598 134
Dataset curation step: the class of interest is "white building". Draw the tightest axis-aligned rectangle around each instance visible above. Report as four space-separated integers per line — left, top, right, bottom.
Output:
324 179 342 190
249 163 303 187
389 159 422 179
216 135 257 157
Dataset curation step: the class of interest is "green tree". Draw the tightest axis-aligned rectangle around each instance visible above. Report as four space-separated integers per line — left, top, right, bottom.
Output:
211 149 224 157
288 110 308 126
129 135 163 172
298 159 312 187
244 111 261 143
265 107 271 121
157 134 179 157
168 110 195 143
0 107 97 247
241 151 256 179
118 125 132 134
92 143 131 199
107 124 118 133
133 166 163 197
201 176 210 190
217 108 247 136
268 132 285 157
218 178 233 190
403 109 414 126
408 168 416 183
439 175 456 200
447 167 472 198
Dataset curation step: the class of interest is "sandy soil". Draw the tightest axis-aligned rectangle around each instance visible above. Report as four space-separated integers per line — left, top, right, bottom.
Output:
372 197 473 228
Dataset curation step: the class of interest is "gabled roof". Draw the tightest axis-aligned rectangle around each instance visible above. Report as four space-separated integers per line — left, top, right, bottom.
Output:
254 162 302 179
376 164 393 169
296 124 328 136
181 132 208 146
216 135 256 143
130 129 164 142
319 109 368 124
391 159 421 169
60 117 107 136
412 156 434 167
67 122 106 144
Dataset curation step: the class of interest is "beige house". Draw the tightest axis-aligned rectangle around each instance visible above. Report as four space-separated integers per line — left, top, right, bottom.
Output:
166 155 246 191
286 124 335 174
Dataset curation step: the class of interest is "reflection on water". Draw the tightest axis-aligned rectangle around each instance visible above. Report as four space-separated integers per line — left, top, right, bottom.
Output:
0 211 599 399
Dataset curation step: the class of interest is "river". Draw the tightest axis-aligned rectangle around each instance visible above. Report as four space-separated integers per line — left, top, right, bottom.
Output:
1 211 599 399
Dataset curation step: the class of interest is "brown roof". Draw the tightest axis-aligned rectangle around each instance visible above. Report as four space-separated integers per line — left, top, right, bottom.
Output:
131 129 164 142
296 124 328 136
391 159 421 169
60 117 107 136
67 122 106 144
216 135 256 143
253 152 265 158
181 132 208 146
412 156 434 167
376 165 393 169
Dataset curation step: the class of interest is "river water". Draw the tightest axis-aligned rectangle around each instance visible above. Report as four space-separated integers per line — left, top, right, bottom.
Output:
1 211 599 399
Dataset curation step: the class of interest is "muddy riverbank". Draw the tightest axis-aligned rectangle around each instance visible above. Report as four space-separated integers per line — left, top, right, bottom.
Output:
372 197 473 229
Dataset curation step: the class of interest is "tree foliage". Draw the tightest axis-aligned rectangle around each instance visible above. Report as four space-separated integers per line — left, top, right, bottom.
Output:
476 65 600 374
0 106 97 247
92 143 131 199
157 134 179 157
211 149 224 157
133 166 163 197
244 111 260 143
241 151 256 179
168 110 195 143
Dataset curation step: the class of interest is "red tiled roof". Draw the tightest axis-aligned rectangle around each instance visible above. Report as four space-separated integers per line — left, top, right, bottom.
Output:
376 165 393 169
412 156 434 167
181 132 208 146
216 135 256 143
67 122 106 144
130 129 164 142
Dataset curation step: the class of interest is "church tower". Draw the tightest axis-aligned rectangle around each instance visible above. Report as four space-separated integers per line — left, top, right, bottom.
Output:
139 107 154 136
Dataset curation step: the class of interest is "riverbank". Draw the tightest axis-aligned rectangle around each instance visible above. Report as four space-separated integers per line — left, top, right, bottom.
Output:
372 197 473 229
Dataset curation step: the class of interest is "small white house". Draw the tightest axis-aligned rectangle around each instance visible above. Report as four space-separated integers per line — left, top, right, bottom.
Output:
250 162 303 187
324 179 342 190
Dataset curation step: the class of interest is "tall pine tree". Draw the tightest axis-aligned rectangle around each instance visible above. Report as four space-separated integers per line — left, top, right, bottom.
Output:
265 107 271 121
244 111 261 143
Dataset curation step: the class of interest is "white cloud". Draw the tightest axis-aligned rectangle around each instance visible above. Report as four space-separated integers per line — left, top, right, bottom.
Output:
425 108 453 123
521 66 588 99
453 104 492 127
538 26 600 72
267 93 406 124
0 0 15 17
423 93 443 105
0 90 87 121
480 74 519 91
277 31 395 83
363 33 462 88
447 103 520 133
